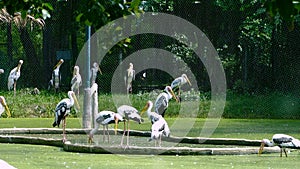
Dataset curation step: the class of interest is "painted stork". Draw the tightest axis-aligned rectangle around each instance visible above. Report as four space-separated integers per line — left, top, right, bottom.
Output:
258 134 300 157
88 110 123 143
171 74 191 100
140 100 161 124
71 66 82 95
90 62 102 85
125 63 135 94
117 105 143 147
0 96 11 118
149 116 170 147
7 60 23 94
154 86 179 117
48 59 64 92
52 91 80 142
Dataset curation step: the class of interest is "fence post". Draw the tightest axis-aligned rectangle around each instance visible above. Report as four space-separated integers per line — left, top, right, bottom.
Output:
83 26 91 129
90 83 98 128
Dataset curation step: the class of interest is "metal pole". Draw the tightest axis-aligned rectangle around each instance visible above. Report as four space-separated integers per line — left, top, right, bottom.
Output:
83 26 91 129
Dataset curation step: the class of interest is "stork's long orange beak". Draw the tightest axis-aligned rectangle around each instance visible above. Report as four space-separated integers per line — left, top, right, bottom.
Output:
98 67 102 75
185 76 191 86
170 88 179 102
114 118 119 135
258 142 265 155
140 104 148 116
54 59 64 69
5 105 11 118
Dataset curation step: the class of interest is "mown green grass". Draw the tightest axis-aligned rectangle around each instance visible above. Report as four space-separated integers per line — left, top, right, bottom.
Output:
1 143 300 169
1 118 300 168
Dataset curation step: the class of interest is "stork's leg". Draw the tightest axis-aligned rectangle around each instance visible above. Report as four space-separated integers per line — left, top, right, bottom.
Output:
126 120 130 146
120 121 126 146
13 81 17 96
159 134 162 147
62 118 67 142
280 148 283 157
283 148 288 157
103 125 105 142
106 125 110 143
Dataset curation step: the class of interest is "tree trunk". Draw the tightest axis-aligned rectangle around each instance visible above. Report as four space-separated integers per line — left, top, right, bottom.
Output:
19 27 41 87
7 22 13 64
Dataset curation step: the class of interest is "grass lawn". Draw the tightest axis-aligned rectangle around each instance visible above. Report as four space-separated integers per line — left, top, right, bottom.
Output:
1 118 300 168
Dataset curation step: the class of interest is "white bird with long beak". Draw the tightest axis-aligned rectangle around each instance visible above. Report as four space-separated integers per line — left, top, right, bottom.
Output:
154 86 179 117
0 96 11 118
125 63 135 94
149 116 170 147
71 66 82 95
49 59 64 92
52 91 80 142
8 60 23 94
90 62 102 85
117 105 143 147
140 100 162 124
258 134 300 157
88 111 123 144
171 74 191 100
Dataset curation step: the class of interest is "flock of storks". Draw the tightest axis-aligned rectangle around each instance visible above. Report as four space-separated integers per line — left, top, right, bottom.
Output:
1 60 300 156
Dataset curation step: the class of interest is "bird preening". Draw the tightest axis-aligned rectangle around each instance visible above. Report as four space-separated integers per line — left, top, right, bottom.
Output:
258 134 300 157
52 91 80 142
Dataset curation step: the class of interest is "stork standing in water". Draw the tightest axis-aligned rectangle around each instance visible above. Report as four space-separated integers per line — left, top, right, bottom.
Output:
88 111 123 143
71 66 82 96
48 59 64 92
171 74 191 101
90 62 102 85
258 134 300 157
154 86 179 117
52 91 80 142
8 60 23 95
117 105 143 147
0 96 11 118
125 63 135 94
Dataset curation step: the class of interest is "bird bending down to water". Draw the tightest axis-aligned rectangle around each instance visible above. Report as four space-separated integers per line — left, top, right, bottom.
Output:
0 96 11 118
8 60 23 94
258 134 300 157
48 59 64 92
53 91 80 142
171 74 191 101
154 86 179 117
117 105 143 147
88 110 123 143
71 66 82 95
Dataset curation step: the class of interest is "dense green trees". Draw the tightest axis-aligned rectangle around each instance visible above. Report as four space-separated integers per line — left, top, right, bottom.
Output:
0 0 299 94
